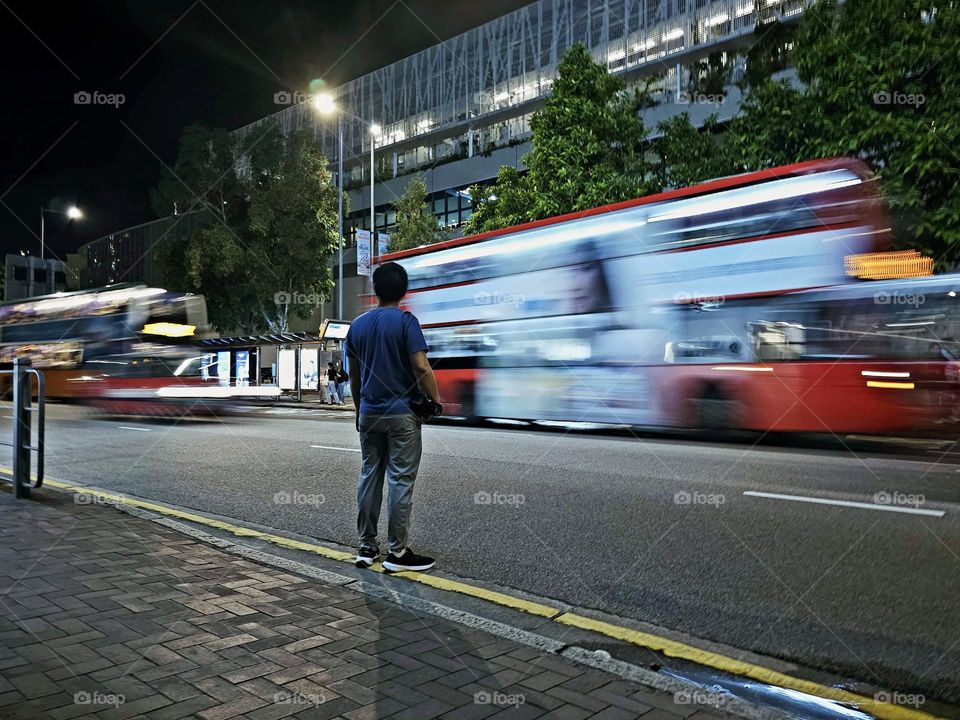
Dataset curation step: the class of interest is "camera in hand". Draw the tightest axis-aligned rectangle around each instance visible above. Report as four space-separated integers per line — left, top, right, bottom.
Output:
410 394 443 420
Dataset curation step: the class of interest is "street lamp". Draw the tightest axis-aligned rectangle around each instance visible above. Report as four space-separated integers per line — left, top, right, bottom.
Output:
40 205 83 259
312 93 380 320
369 124 381 259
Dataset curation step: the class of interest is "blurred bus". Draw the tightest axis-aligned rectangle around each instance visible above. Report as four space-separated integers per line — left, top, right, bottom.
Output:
375 157 954 434
0 286 209 399
659 274 960 433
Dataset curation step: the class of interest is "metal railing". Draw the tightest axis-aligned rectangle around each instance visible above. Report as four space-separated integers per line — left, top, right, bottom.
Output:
0 359 45 499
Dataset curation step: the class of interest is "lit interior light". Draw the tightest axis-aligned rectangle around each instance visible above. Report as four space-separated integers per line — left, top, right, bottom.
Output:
711 366 774 372
866 381 915 390
142 322 196 338
156 386 283 398
649 170 862 222
861 370 911 378
408 216 644 269
664 28 684 40
173 357 199 376
706 13 729 24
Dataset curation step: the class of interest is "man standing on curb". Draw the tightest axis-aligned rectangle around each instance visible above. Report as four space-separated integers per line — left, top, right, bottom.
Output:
345 261 442 572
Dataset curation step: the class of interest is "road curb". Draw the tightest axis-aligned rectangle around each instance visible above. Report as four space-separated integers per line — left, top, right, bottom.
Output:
26 474 950 720
112 503 773 720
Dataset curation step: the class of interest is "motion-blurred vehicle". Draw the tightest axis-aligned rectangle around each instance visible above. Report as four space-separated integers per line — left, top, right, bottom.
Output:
377 157 956 434
75 345 220 417
0 285 208 398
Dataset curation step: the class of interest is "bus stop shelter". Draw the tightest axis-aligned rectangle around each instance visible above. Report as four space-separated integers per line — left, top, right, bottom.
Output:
199 320 350 402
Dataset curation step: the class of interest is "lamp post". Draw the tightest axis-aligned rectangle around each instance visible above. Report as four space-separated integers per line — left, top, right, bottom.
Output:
369 124 381 260
313 93 380 319
39 205 82 260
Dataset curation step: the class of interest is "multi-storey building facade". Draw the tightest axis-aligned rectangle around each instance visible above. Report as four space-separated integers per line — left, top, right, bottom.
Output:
71 0 808 329
236 0 807 242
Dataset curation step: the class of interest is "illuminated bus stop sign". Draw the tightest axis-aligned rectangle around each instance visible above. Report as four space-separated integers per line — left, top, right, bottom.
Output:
320 319 350 341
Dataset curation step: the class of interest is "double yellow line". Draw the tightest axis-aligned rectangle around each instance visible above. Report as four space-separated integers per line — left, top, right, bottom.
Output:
14 474 944 720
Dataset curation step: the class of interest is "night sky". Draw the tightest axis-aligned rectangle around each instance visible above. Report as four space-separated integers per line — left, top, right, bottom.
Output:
0 1 531 262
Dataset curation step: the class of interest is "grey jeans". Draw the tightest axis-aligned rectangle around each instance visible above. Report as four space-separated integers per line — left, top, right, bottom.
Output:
357 412 423 554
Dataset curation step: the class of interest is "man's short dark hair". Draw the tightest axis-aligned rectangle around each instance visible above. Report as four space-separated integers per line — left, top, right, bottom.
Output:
373 262 408 303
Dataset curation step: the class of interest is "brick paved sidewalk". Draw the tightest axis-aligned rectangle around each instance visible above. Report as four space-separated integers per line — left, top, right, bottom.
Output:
0 490 729 720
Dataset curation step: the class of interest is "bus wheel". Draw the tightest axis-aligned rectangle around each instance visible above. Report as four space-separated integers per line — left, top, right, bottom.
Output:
696 385 735 430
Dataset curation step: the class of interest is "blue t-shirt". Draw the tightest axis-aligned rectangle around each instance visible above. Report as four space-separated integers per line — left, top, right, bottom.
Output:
345 307 429 415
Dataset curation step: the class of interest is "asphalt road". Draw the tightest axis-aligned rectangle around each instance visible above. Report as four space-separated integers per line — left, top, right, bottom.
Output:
10 404 960 704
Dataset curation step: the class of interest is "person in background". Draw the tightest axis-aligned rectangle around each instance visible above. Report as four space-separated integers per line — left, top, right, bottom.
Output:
336 361 349 407
345 261 441 572
326 361 341 404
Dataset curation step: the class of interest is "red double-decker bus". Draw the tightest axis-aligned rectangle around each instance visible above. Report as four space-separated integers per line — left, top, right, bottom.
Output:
376 157 955 434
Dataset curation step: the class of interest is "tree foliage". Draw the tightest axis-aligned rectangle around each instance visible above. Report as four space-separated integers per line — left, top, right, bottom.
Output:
786 0 960 263
387 174 446 253
465 44 658 234
656 113 738 189
155 122 344 332
466 1 960 265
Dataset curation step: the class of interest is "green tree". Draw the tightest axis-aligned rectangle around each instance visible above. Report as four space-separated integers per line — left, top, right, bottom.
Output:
728 80 819 169
731 0 960 263
156 122 345 332
656 113 738 189
466 43 658 234
736 17 797 92
793 0 960 263
688 51 732 98
387 174 446 253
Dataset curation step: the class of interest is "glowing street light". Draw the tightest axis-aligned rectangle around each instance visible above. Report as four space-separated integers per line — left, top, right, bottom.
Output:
311 93 382 320
40 204 84 259
312 93 337 115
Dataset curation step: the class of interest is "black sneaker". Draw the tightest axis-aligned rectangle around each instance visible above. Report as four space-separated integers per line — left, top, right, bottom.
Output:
355 547 380 568
382 548 435 572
